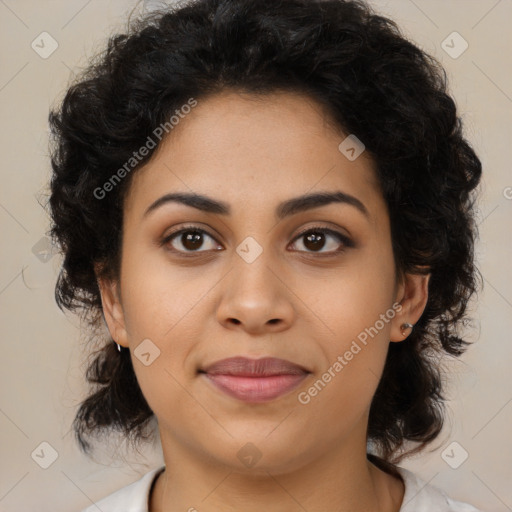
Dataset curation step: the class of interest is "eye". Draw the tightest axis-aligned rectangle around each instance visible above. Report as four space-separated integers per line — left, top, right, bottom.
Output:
289 226 354 254
161 226 222 254
161 224 354 257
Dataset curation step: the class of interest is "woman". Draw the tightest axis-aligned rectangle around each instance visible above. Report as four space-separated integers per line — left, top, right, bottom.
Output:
48 0 483 510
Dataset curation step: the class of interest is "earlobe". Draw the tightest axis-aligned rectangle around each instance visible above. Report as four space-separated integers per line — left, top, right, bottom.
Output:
390 272 431 342
96 274 129 348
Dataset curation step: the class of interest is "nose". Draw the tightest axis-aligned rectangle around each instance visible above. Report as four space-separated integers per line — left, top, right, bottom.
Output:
216 255 295 335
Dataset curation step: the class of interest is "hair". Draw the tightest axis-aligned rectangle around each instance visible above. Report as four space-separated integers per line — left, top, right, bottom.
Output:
47 0 482 468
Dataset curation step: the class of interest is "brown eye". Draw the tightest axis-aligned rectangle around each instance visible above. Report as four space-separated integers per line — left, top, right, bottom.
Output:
303 231 327 251
178 231 205 251
162 227 221 254
290 227 354 254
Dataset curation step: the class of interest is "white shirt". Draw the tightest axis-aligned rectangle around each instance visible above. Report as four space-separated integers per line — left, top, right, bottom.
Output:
81 465 483 512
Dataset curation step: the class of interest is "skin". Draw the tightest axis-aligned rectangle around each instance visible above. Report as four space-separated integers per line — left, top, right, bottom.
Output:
97 90 430 512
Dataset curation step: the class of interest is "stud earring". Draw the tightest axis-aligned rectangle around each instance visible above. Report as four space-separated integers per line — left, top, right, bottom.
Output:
400 322 414 336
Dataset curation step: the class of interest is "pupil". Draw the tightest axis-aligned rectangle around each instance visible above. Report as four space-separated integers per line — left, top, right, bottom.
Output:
304 232 325 251
183 231 203 250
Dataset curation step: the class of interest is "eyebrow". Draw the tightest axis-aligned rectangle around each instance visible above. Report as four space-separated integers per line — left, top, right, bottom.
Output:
143 190 369 220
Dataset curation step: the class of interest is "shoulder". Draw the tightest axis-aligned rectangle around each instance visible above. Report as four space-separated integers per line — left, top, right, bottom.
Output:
80 466 165 512
396 466 483 512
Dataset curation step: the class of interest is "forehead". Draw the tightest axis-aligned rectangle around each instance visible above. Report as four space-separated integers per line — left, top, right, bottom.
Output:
124 90 384 223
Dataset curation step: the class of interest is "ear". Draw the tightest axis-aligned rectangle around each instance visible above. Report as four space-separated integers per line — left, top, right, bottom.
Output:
95 267 129 348
390 270 431 342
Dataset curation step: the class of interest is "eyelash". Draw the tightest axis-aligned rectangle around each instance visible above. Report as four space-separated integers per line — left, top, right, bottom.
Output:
160 224 354 258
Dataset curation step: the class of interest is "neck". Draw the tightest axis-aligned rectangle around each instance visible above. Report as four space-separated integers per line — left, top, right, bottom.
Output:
150 426 404 512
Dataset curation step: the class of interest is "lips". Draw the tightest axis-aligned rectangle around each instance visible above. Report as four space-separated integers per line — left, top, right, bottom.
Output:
199 357 310 403
202 356 310 376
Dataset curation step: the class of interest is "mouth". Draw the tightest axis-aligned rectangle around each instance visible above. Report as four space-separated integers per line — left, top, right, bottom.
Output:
198 356 311 403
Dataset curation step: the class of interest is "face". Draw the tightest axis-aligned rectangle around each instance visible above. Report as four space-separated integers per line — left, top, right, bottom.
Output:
98 90 429 474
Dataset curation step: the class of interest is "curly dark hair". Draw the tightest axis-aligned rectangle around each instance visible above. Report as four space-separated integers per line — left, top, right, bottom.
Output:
47 0 482 469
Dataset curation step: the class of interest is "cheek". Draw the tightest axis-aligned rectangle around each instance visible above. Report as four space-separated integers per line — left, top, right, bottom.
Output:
308 246 396 343
119 247 198 340
297 291 395 428
118 251 215 390
120 266 199 417
306 242 396 389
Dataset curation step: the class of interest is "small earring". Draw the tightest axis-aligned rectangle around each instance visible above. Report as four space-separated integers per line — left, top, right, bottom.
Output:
400 322 414 336
115 341 122 352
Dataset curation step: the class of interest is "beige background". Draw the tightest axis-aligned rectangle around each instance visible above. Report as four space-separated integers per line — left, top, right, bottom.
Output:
0 0 511 511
